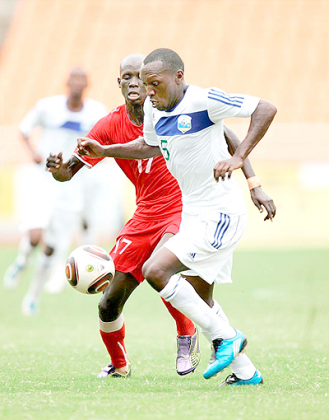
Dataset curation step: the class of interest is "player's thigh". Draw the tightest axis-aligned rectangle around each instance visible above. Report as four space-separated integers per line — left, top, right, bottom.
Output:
143 246 188 286
110 216 180 284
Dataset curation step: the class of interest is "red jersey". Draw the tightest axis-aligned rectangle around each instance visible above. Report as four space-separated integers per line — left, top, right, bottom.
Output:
76 105 182 220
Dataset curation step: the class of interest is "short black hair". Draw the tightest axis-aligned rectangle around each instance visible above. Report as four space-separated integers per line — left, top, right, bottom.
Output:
143 48 184 72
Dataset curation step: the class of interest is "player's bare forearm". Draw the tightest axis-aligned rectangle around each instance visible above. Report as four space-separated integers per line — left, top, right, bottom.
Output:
214 100 276 181
103 137 161 159
77 136 161 160
224 125 277 221
46 154 83 181
233 99 277 161
20 132 42 164
224 125 256 179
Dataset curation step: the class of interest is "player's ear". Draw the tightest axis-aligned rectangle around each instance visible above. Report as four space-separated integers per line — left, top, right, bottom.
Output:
117 78 121 89
175 70 184 85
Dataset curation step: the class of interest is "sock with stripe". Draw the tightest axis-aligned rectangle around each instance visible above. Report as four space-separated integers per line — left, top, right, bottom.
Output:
161 297 195 336
99 314 129 369
159 275 235 340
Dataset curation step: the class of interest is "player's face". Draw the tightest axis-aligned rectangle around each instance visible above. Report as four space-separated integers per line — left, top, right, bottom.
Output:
118 61 146 106
68 74 88 97
140 61 183 111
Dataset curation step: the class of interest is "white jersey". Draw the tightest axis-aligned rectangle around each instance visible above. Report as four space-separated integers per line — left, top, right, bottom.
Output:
144 85 259 215
19 94 108 162
18 94 108 219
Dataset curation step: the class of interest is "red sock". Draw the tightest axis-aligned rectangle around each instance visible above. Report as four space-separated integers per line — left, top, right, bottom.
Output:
99 324 127 369
161 297 195 336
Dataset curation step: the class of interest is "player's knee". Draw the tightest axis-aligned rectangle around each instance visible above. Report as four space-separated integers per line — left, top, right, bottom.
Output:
29 239 39 247
142 261 167 291
98 293 122 322
29 229 42 247
44 245 54 256
29 234 41 248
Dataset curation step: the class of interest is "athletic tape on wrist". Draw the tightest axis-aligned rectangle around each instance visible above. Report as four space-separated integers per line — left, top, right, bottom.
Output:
247 176 261 190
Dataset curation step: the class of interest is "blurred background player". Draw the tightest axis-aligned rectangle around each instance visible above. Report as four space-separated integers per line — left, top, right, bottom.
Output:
3 67 109 315
47 53 276 379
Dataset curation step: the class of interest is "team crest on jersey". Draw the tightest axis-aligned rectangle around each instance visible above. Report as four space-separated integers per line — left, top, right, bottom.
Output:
177 115 192 134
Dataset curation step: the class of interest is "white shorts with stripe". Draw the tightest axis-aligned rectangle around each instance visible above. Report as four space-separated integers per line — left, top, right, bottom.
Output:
164 211 247 285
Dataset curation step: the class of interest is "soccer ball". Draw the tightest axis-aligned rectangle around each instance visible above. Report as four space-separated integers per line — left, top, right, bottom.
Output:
65 245 115 294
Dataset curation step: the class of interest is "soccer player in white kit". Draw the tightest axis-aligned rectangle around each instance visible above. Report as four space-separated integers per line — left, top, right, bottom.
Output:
76 48 277 385
139 48 277 384
4 68 108 315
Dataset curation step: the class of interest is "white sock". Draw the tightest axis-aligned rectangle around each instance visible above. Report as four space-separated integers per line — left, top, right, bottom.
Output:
99 313 124 333
24 252 53 302
200 299 229 342
45 247 70 292
201 299 256 380
159 275 235 340
16 234 35 267
231 352 256 380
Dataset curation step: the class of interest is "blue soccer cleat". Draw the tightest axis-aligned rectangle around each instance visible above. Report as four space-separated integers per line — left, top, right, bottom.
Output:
21 294 39 317
220 369 263 386
3 261 24 290
203 329 247 379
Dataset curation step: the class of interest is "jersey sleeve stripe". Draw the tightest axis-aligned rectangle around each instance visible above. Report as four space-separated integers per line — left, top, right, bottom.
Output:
209 89 244 106
72 152 92 168
214 95 243 104
209 88 244 101
208 95 242 108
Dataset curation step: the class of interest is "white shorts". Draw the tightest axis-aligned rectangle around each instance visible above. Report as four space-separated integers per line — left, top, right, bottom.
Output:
16 164 60 231
164 211 247 285
43 207 82 249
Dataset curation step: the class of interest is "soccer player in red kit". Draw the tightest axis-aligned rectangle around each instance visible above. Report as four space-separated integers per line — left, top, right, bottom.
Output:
46 53 276 378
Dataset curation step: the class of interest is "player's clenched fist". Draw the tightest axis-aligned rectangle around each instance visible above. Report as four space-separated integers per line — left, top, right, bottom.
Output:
46 152 63 173
213 156 243 182
77 137 105 158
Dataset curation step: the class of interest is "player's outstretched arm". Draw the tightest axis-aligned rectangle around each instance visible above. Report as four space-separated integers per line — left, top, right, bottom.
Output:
77 136 161 160
224 125 276 221
46 152 84 182
214 99 277 181
20 133 43 164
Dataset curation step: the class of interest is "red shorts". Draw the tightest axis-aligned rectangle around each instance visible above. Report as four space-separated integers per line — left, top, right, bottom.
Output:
110 212 181 284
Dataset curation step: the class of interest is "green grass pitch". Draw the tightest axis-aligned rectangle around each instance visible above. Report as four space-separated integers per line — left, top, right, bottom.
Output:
0 246 328 420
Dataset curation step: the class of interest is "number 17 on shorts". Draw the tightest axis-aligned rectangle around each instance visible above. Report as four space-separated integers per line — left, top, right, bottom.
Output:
112 238 132 255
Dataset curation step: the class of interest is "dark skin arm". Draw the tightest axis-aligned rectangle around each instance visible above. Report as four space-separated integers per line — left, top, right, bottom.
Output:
20 132 43 164
46 137 159 180
49 123 276 220
214 99 277 180
46 152 84 181
224 125 276 221
76 136 161 159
